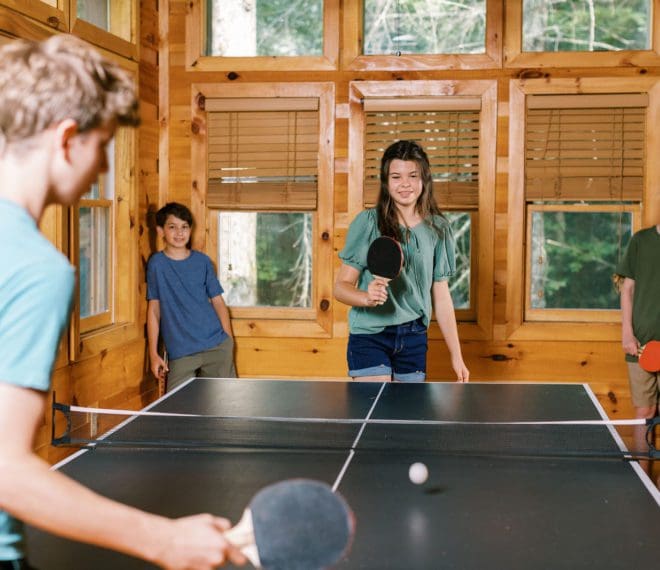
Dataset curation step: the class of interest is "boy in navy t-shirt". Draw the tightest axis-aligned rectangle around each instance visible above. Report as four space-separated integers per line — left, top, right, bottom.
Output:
147 202 236 392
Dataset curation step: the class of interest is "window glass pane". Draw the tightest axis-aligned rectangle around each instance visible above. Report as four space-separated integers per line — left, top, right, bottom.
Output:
218 212 312 308
79 207 109 318
363 0 486 55
529 210 632 310
77 0 110 31
206 0 323 56
446 212 471 310
83 182 101 200
523 0 651 52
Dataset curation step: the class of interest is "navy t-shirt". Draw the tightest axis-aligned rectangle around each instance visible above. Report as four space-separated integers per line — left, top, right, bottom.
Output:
146 250 228 360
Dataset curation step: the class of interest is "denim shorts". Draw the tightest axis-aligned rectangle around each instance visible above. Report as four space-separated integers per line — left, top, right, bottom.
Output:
347 318 428 382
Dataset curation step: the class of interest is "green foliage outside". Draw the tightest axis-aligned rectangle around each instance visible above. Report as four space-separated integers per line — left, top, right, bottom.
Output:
445 212 471 310
363 0 486 55
211 1 650 57
256 0 323 56
530 210 632 309
523 0 650 52
255 213 312 307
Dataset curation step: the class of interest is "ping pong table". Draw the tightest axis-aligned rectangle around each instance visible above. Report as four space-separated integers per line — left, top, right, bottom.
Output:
27 378 660 569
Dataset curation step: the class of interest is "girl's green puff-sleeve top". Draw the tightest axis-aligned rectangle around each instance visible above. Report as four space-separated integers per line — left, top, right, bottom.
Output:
338 208 456 334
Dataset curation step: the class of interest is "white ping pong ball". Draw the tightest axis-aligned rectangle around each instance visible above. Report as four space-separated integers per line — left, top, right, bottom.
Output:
408 462 428 485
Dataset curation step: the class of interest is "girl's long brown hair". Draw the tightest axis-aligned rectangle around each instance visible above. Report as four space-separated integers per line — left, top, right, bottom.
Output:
376 140 445 241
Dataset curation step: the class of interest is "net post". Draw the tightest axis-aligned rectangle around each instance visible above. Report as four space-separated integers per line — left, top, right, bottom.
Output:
51 396 73 446
645 417 659 459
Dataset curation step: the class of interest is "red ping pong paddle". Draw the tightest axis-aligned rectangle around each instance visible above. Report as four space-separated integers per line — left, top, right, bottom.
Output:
224 479 355 569
639 340 660 373
367 236 404 281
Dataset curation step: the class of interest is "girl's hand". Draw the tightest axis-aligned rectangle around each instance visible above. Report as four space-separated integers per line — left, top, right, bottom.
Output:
365 278 389 307
451 355 470 383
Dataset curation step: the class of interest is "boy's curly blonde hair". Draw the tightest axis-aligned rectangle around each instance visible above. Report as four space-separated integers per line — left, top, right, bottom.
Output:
0 34 139 153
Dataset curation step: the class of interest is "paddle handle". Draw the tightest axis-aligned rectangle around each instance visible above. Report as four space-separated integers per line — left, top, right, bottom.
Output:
224 508 261 567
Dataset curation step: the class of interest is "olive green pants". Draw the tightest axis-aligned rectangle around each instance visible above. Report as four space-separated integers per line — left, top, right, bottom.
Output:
166 337 236 392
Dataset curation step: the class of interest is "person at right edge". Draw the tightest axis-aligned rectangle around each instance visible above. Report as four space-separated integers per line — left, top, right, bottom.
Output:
615 223 660 487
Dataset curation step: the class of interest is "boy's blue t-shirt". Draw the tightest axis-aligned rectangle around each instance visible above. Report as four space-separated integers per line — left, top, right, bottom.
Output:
0 199 75 561
146 250 228 360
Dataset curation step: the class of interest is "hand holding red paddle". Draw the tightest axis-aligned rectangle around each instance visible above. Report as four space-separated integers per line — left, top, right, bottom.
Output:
638 340 660 373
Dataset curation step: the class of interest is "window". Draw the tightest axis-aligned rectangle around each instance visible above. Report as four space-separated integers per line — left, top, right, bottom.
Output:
526 205 637 321
217 212 313 308
205 0 323 56
362 100 480 315
523 0 650 52
363 0 486 55
77 173 113 331
343 0 502 70
349 80 497 339
505 1 660 67
191 83 334 337
0 1 68 32
186 0 339 71
69 121 140 358
205 99 317 310
507 80 659 339
72 0 137 59
0 2 136 53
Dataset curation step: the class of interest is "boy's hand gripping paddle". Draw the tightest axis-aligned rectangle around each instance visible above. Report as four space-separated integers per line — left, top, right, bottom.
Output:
224 479 355 569
639 340 660 373
366 236 404 282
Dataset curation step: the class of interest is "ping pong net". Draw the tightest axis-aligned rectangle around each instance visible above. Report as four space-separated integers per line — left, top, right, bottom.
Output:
51 399 660 462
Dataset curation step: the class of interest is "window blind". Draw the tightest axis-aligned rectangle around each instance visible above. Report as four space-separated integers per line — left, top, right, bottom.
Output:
364 104 481 209
525 94 647 202
206 98 319 210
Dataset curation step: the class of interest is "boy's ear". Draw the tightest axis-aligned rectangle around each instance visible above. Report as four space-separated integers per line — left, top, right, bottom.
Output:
156 226 164 239
54 119 79 160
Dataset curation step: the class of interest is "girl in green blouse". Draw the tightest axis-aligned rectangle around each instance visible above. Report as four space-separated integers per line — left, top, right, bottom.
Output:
334 140 469 383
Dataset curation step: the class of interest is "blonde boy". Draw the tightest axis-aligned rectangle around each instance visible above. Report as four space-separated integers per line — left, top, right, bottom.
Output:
0 35 244 569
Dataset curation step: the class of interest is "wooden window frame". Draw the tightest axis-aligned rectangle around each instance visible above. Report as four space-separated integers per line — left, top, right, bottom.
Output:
74 181 115 333
506 77 660 341
71 0 138 60
524 203 642 323
343 0 502 71
191 82 335 338
348 80 497 341
505 0 660 68
444 209 479 322
185 0 339 71
0 1 137 59
0 1 68 32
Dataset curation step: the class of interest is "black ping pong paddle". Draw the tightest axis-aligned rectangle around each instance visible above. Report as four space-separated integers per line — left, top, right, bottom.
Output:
367 236 404 281
224 479 355 569
639 340 660 372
